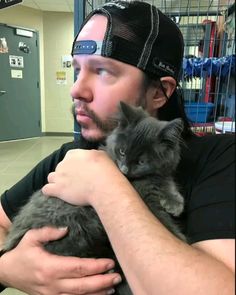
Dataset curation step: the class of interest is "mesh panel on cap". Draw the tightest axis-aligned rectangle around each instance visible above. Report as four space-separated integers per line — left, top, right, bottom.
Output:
112 22 138 43
100 1 183 80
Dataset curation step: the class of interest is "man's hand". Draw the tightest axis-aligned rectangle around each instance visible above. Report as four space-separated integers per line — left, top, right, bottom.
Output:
0 226 121 295
42 149 129 207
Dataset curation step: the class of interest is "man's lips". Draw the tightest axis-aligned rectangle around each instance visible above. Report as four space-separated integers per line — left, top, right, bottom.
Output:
75 109 92 124
76 110 90 117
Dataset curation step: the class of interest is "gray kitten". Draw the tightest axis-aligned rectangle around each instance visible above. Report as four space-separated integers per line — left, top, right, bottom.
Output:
103 102 186 239
3 102 186 295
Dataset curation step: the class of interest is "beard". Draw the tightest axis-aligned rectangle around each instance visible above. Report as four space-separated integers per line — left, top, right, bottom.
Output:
72 84 148 142
73 103 118 142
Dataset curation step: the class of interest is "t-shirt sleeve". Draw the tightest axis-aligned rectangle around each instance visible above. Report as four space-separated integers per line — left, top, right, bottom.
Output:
0 141 78 221
186 136 235 243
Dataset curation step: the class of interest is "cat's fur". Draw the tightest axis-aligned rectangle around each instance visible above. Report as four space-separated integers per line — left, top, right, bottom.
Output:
3 102 186 295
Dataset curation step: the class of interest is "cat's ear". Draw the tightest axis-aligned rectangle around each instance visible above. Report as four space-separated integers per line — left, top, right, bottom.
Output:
160 118 184 144
120 102 134 119
119 101 138 124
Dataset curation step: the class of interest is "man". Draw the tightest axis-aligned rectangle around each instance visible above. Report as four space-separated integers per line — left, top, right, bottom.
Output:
0 1 234 294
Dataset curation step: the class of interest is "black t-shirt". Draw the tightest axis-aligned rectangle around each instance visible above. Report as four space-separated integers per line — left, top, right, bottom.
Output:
1 134 235 244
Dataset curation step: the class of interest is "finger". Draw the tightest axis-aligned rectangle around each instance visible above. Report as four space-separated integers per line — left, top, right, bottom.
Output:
23 226 68 246
42 182 61 196
59 273 122 294
47 171 57 183
42 172 61 196
60 290 115 295
60 289 115 295
57 257 116 279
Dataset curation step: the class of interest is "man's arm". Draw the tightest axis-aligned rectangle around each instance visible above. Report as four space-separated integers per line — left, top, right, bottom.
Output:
43 149 235 295
93 187 235 295
0 203 11 250
0 203 10 292
0 202 121 294
0 141 123 294
193 239 235 272
0 226 120 295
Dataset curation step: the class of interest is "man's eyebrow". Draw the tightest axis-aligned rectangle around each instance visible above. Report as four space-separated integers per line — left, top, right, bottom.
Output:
87 57 118 68
72 56 120 69
72 59 78 67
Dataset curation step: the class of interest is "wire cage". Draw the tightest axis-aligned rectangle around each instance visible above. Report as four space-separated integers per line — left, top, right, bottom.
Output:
84 0 235 135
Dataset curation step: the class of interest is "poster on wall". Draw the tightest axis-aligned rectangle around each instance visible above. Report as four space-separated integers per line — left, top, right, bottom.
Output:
9 55 24 68
0 37 8 53
56 71 67 85
11 69 23 79
62 55 72 68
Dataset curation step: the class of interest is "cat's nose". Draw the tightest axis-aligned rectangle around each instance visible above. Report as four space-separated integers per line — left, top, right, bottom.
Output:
120 165 128 175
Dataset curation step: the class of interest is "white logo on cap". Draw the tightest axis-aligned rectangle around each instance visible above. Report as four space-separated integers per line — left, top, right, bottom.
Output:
103 1 132 9
156 61 175 75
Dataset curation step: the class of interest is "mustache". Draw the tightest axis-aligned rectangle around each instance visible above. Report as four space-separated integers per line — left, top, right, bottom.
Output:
72 102 118 133
71 104 76 118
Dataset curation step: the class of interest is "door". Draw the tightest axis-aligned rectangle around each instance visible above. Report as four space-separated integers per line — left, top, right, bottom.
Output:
0 24 41 141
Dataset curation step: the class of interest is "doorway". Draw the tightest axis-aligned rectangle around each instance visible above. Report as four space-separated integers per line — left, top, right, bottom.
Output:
0 24 41 141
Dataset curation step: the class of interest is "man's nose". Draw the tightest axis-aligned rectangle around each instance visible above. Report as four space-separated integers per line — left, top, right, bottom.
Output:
70 71 93 103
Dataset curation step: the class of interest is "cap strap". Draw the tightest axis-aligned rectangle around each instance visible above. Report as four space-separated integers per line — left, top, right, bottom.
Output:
72 40 103 55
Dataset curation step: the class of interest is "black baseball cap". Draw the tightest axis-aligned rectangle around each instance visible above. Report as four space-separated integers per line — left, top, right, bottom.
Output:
72 0 184 82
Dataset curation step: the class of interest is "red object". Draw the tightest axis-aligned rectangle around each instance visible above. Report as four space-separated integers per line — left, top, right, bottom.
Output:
218 117 232 122
202 20 218 103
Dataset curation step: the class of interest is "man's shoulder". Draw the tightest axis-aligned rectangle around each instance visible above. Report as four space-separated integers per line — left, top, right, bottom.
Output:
177 133 235 187
183 133 234 158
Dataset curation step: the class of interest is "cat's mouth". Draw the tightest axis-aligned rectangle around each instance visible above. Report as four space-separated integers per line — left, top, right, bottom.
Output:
118 164 129 175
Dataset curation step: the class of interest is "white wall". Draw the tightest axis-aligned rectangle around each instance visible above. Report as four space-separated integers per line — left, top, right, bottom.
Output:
43 11 74 133
0 5 74 133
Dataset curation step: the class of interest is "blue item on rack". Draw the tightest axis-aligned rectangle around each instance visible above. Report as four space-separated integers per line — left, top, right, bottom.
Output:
183 55 235 80
185 102 215 123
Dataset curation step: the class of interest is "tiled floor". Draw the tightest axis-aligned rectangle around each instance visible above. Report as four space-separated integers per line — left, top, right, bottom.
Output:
0 136 73 295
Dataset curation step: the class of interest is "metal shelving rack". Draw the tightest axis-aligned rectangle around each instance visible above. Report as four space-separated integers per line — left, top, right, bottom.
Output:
74 0 235 135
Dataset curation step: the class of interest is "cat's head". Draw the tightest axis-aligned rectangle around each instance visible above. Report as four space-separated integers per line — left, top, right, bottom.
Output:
104 102 184 179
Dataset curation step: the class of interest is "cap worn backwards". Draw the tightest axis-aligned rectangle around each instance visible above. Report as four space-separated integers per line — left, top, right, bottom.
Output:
72 0 184 81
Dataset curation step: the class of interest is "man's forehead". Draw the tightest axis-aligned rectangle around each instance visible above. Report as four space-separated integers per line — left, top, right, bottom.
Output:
78 14 107 41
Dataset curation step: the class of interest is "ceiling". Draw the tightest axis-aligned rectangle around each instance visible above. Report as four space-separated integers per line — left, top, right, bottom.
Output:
19 0 234 13
20 0 74 12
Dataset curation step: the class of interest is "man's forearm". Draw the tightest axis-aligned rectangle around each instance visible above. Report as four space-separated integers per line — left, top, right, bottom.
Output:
0 227 7 250
0 226 8 291
0 204 10 290
91 181 235 295
0 203 12 251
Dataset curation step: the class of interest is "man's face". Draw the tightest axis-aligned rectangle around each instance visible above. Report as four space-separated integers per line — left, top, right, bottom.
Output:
71 15 153 142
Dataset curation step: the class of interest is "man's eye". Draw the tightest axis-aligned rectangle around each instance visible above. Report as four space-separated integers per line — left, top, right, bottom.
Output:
97 68 109 76
74 68 80 76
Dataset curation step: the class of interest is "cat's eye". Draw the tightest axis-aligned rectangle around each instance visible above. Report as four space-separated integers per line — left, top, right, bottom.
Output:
138 159 145 165
119 148 126 156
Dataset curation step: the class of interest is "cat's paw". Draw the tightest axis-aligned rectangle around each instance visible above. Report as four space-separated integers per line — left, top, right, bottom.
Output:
160 193 184 216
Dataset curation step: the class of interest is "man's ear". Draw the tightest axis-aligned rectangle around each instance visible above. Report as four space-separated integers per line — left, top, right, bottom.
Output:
152 77 176 110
